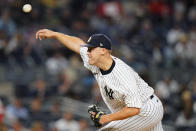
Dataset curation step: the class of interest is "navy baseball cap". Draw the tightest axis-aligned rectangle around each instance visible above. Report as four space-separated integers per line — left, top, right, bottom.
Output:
82 34 112 50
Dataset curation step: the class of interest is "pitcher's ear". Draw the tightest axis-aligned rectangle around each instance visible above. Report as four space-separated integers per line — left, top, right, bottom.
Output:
101 48 107 55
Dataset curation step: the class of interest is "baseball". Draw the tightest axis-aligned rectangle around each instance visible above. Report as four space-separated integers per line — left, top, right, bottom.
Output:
22 4 32 13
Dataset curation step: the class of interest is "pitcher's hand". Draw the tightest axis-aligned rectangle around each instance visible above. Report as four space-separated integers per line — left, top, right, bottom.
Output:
36 29 56 40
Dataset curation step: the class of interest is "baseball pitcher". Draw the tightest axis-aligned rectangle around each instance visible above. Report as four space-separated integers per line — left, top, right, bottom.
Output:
36 29 164 131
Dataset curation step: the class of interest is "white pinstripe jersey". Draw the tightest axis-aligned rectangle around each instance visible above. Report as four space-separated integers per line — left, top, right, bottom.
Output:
80 47 154 113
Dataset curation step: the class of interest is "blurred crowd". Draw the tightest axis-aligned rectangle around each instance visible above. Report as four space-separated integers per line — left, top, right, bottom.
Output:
0 0 196 130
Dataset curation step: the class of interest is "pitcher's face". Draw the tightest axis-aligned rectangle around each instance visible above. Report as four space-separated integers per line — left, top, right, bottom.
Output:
87 47 102 65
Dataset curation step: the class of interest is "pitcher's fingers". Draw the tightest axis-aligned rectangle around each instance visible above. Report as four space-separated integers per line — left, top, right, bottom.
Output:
36 32 39 39
36 33 40 39
39 36 45 40
90 112 96 117
36 30 46 35
37 32 46 38
36 31 43 39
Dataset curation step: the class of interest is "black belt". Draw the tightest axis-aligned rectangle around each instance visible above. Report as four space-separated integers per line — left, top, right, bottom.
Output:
150 95 154 99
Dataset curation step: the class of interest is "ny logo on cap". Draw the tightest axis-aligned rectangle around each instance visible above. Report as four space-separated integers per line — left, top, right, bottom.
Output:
87 37 92 42
100 43 103 46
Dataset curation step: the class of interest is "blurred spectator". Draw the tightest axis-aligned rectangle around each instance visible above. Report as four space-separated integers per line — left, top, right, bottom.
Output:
54 112 79 131
46 101 61 123
0 37 8 64
29 98 46 122
56 72 72 96
46 52 68 76
174 34 192 62
139 19 157 53
148 0 168 16
118 44 134 65
59 8 72 27
175 85 195 127
30 121 44 131
79 119 93 131
191 77 196 113
28 78 50 99
155 75 179 103
5 33 21 57
151 40 163 66
40 0 58 8
174 0 186 14
188 25 196 65
5 98 29 123
65 55 83 84
163 44 175 68
0 9 16 36
166 25 184 45
8 120 29 131
188 2 196 24
97 0 122 20
91 80 103 106
0 99 4 123
43 8 60 28
0 122 6 131
173 2 187 29
71 72 94 101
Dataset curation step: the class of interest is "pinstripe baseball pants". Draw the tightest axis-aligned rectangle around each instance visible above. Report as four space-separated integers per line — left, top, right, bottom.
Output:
99 95 164 131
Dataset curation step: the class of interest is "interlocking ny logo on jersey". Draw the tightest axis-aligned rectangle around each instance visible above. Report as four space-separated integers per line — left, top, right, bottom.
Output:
104 86 114 100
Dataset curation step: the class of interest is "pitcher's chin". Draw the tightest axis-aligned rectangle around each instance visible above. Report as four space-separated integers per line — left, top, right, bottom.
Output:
88 60 95 65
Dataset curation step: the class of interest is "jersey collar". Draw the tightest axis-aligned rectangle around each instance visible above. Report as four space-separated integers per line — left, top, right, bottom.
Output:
100 59 115 75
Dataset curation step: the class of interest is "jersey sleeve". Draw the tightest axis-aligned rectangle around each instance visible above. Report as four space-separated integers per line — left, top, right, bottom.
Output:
80 47 98 73
115 66 142 108
120 68 142 108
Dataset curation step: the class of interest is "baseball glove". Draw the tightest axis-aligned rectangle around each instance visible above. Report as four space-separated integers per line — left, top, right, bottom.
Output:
88 104 104 128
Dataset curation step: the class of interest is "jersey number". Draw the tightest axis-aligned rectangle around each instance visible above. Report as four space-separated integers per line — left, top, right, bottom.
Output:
104 86 114 100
